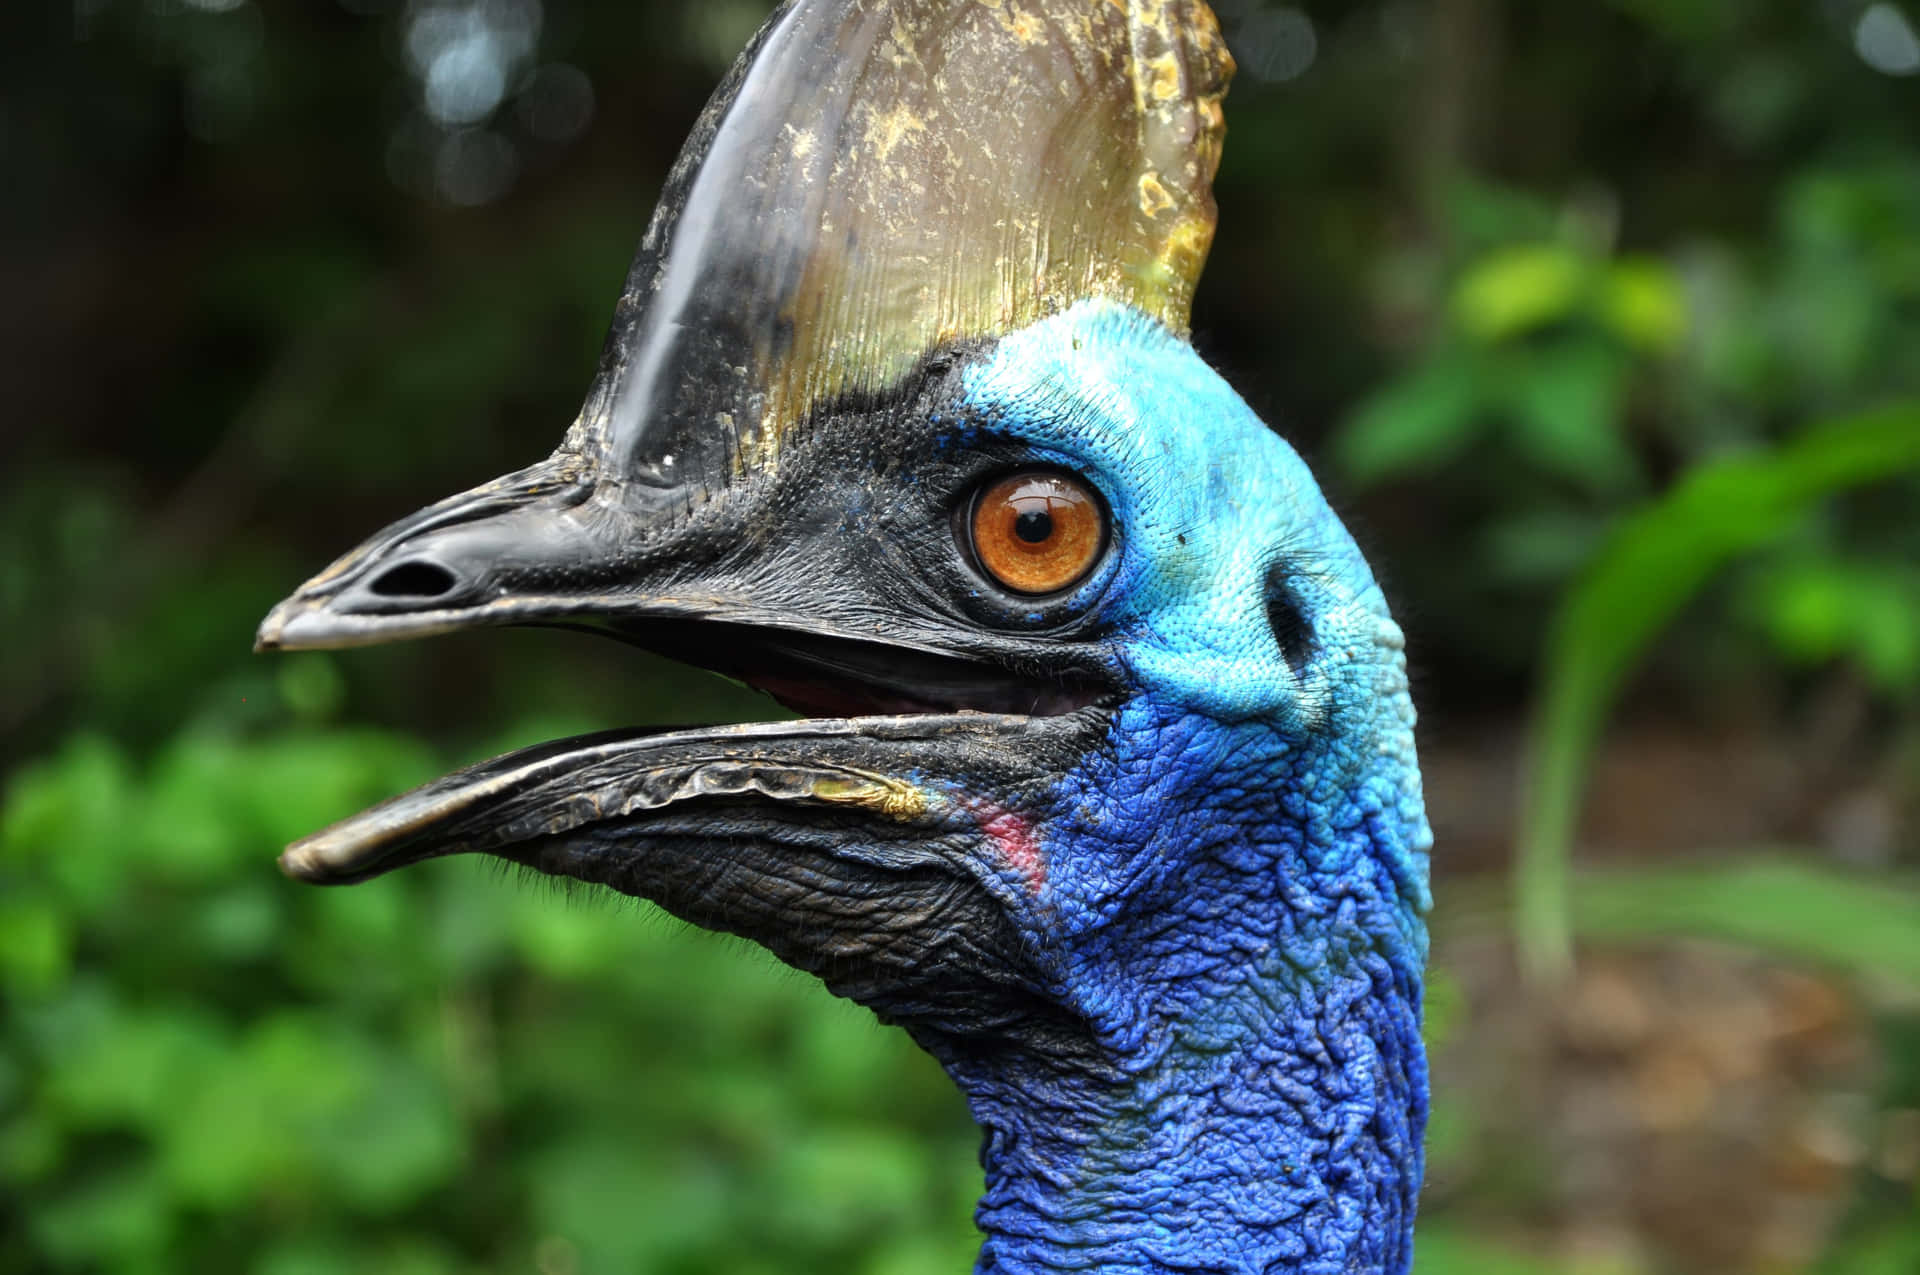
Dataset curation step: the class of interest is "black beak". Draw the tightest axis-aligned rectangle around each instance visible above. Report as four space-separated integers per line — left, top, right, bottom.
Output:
254 456 611 652
259 0 1231 671
254 415 1107 1042
253 0 1233 1046
260 473 1104 1042
274 698 1095 1043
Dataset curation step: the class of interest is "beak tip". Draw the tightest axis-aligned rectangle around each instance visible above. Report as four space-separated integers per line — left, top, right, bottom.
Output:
251 595 430 653
277 845 321 882
279 839 348 884
255 593 308 653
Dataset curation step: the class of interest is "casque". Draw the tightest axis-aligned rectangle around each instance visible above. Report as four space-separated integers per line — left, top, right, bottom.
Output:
257 3 1433 1271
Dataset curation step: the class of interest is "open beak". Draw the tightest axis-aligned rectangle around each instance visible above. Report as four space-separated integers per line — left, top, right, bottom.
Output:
253 435 1103 1038
254 441 1098 1033
251 0 1232 1033
255 439 1106 891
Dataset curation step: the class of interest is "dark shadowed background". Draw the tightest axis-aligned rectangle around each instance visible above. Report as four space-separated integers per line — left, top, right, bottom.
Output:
4 1 1918 1272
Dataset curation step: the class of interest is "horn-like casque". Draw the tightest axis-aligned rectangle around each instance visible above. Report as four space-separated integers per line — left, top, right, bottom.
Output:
581 0 1233 487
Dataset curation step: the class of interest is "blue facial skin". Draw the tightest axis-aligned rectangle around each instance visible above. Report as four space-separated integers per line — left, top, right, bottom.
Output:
936 300 1432 1275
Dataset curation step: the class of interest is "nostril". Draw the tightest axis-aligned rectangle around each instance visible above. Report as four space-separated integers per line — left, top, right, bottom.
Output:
1263 562 1317 679
367 560 459 600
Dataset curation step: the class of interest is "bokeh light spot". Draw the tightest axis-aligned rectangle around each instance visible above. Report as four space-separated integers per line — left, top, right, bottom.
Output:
1855 3 1920 76
1236 5 1318 84
405 0 543 126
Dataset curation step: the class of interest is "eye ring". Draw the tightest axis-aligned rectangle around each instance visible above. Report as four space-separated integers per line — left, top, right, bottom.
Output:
963 470 1108 596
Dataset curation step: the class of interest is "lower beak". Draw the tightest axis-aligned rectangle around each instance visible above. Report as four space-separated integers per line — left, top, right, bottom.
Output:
278 712 1022 887
256 444 1108 1037
274 705 1090 1035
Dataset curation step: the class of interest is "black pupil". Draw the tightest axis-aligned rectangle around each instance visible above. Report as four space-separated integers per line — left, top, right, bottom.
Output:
1013 506 1053 544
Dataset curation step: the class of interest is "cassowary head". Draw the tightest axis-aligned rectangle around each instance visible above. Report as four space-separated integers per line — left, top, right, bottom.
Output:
258 2 1432 1272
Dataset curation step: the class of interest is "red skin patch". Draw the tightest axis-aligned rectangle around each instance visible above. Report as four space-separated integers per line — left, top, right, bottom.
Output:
978 808 1047 895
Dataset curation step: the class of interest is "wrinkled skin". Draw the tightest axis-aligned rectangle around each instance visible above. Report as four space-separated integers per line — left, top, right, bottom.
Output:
257 2 1431 1271
264 305 1431 1273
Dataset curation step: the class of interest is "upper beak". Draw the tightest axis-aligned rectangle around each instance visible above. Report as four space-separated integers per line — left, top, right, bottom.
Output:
252 430 1107 893
255 454 633 653
249 0 1230 934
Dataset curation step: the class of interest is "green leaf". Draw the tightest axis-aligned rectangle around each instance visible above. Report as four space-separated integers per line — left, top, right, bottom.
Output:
1497 341 1638 494
43 1002 229 1132
1746 558 1920 693
307 1047 464 1212
30 1160 175 1268
0 899 70 995
1 734 138 912
528 1134 725 1270
1570 857 1920 989
256 1238 460 1275
763 1127 933 1248
508 888 626 979
0 1109 64 1185
1823 1219 1920 1275
1515 402 1920 982
192 881 284 962
1333 354 1486 487
1601 258 1689 352
1453 244 1589 343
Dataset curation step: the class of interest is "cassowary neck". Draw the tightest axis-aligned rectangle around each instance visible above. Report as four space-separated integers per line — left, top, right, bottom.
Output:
943 699 1431 1275
961 981 1425 1275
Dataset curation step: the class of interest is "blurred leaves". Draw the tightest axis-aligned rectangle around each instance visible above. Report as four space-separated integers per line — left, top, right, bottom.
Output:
1452 244 1591 342
1332 161 1920 686
1744 559 1920 696
1337 219 1672 496
1415 1225 1628 1275
0 721 980 1273
1570 857 1920 992
8 0 1920 1270
1452 245 1684 353
1516 402 1920 982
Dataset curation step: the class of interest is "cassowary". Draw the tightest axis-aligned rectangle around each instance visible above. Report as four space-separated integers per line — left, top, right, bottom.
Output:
256 1 1433 1271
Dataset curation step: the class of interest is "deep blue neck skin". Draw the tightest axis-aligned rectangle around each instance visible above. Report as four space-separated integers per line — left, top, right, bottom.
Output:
953 705 1428 1275
929 303 1432 1274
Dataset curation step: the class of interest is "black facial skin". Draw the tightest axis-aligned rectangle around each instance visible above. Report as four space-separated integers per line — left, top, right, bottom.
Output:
296 705 1105 1063
254 1 1290 1262
282 356 1120 680
260 353 1127 1071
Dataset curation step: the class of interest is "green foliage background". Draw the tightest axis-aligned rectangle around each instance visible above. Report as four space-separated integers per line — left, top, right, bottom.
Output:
4 1 1917 1271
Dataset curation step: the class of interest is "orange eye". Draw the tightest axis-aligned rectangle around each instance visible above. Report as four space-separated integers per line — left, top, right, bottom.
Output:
967 472 1106 595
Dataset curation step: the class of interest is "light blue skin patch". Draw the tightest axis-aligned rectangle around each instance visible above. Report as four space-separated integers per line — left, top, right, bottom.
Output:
959 299 1431 914
942 300 1434 1275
